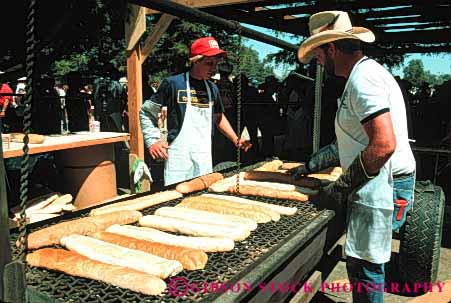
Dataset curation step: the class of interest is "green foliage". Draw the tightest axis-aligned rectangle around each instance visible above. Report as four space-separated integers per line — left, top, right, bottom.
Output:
402 59 450 88
238 46 273 83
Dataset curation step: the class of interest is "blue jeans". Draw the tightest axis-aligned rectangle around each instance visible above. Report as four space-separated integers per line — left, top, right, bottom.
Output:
392 173 415 231
346 256 385 303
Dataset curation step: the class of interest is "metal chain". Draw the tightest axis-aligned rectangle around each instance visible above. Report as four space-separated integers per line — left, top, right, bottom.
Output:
312 64 323 153
234 23 242 194
17 0 37 261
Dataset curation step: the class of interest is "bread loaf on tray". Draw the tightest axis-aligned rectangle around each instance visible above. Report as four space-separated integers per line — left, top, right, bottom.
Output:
201 193 297 216
60 234 182 279
90 231 208 270
154 207 258 231
176 197 272 223
26 210 142 250
139 215 250 241
243 171 321 188
179 196 280 221
175 172 224 194
27 248 166 295
227 185 309 202
107 224 234 252
89 190 182 216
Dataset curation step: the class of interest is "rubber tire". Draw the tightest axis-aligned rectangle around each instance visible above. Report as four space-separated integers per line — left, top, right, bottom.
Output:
397 180 445 292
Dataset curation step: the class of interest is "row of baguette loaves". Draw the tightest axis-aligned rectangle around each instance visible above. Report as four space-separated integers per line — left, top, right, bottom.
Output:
25 160 341 296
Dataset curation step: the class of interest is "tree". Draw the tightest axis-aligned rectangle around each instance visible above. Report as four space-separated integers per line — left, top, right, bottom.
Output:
402 59 450 88
403 59 428 88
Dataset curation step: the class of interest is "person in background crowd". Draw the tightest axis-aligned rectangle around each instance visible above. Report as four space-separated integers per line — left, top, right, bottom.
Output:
14 77 26 106
140 37 251 185
212 62 237 164
291 11 415 303
32 75 62 134
55 82 68 133
0 82 13 116
257 75 280 158
65 71 90 132
93 63 125 132
278 72 314 160
0 82 13 131
236 73 260 161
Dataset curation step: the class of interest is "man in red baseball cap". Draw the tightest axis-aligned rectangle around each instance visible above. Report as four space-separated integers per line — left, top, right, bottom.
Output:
140 37 251 186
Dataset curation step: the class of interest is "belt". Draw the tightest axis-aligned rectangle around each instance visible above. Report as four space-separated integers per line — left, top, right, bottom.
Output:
393 171 415 180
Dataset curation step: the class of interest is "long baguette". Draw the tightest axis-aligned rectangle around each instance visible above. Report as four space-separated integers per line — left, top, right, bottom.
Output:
61 235 182 279
155 207 257 231
202 194 297 216
90 231 208 270
227 185 309 202
180 196 280 221
254 160 283 172
139 215 250 241
281 162 303 170
244 171 321 188
107 224 234 252
176 173 224 194
27 210 142 249
90 190 182 216
209 175 239 192
27 248 166 295
209 176 298 193
176 199 272 223
241 180 296 191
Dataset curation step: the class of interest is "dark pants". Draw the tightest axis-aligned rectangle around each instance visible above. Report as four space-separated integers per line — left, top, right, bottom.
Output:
346 256 385 303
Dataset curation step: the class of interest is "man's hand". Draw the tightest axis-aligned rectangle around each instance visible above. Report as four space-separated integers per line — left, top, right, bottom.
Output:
0 111 5 118
149 141 169 160
287 164 310 180
236 138 252 152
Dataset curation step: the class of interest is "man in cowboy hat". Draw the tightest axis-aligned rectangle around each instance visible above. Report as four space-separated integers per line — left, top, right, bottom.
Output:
292 11 415 303
140 37 251 186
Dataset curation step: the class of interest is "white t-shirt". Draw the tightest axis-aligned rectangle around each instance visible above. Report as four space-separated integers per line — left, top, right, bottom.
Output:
336 57 415 175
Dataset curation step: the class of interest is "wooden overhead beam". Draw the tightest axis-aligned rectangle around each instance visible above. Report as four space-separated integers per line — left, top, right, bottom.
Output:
141 14 176 64
145 0 263 14
214 7 308 35
370 44 451 55
254 6 296 20
383 29 451 43
362 5 448 19
130 0 298 51
375 22 450 31
125 4 147 50
247 0 450 19
369 14 450 25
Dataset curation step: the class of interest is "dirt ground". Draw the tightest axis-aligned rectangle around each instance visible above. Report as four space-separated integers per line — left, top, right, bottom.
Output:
311 238 451 303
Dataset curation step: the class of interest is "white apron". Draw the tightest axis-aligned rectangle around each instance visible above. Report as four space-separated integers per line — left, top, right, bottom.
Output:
335 58 393 264
164 72 213 186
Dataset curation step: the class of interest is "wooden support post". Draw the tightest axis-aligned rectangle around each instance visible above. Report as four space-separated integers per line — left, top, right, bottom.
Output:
127 45 144 159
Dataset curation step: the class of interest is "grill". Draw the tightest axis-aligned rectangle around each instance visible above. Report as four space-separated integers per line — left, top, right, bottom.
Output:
9 163 334 303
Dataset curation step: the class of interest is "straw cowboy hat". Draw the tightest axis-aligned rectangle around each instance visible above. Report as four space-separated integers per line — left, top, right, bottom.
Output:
298 11 375 63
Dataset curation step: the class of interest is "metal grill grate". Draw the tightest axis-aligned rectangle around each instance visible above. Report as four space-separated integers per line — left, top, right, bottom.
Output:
10 164 325 303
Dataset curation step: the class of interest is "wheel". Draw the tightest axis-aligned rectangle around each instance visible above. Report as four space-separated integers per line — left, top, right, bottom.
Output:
397 180 445 292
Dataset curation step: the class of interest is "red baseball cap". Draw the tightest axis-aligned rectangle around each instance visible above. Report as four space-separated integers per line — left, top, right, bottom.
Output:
190 37 227 58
